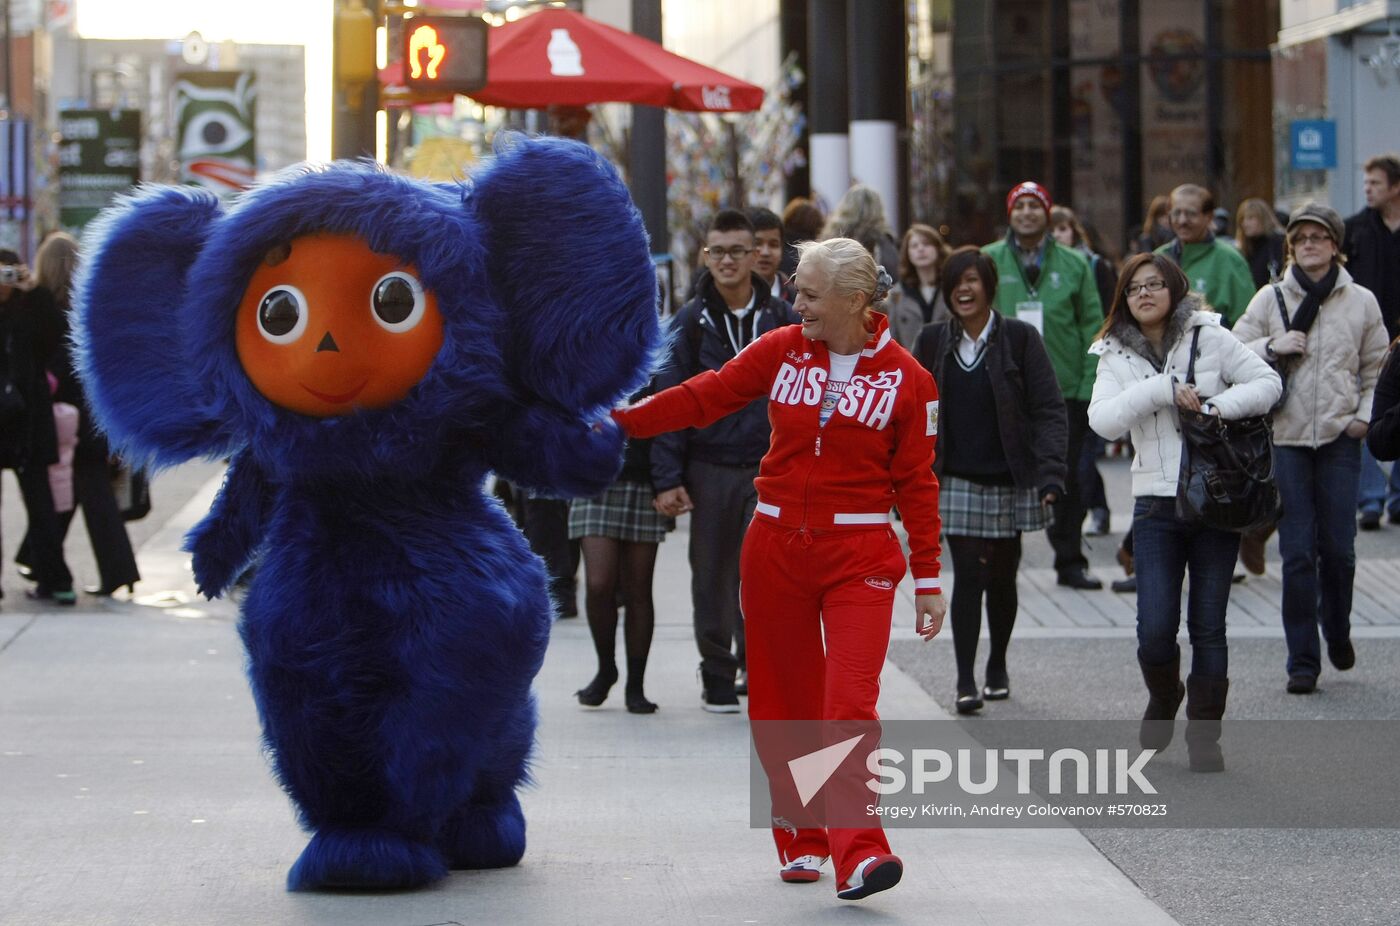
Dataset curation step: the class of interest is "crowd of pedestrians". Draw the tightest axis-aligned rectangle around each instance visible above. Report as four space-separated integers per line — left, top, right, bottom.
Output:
516 152 1400 731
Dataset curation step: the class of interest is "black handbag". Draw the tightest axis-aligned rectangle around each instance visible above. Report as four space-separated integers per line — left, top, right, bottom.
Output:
1175 328 1281 532
111 464 152 521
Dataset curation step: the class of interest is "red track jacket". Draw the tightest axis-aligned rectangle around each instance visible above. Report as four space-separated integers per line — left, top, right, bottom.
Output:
613 315 942 592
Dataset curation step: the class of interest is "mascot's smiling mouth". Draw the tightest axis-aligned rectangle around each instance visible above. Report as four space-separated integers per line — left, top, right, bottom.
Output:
301 380 369 405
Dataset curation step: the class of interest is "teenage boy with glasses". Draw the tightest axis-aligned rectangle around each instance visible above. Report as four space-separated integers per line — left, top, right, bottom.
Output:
653 210 800 710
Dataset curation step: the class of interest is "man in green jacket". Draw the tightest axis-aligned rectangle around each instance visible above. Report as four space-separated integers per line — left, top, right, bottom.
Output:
1156 184 1255 326
984 181 1105 590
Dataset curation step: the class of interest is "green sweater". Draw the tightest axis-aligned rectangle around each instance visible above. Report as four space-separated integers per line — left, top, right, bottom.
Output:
983 237 1104 402
1154 238 1256 325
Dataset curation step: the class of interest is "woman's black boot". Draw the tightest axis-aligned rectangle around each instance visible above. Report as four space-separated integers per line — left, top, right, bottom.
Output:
1185 675 1229 773
1138 653 1185 750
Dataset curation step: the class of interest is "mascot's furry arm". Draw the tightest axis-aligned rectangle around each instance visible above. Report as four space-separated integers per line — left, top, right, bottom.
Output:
480 403 625 498
470 137 659 497
185 449 272 599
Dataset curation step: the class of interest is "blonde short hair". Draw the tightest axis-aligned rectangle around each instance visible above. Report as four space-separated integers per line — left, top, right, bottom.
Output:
796 237 887 304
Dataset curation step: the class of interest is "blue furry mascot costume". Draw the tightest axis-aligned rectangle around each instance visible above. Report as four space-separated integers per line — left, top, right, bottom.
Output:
72 137 660 890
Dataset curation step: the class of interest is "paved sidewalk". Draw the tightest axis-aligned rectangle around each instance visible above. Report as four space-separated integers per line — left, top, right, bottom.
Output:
0 467 1181 925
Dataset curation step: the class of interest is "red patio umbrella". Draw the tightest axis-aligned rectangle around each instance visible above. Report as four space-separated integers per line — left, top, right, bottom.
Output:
381 8 764 112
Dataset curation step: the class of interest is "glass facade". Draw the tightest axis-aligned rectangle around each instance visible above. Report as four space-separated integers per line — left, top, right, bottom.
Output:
908 0 1278 256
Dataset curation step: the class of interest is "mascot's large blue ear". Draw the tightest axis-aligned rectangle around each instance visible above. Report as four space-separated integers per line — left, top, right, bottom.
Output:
73 185 230 469
470 136 660 413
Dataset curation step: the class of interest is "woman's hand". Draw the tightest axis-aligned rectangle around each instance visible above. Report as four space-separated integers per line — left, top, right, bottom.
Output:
1345 418 1369 439
1270 330 1308 357
653 486 693 516
1173 382 1202 412
915 593 945 641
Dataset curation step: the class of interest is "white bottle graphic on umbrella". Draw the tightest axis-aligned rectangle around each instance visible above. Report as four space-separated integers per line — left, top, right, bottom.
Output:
548 29 584 76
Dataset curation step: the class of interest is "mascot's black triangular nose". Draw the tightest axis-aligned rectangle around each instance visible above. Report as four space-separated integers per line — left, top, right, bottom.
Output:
316 332 339 353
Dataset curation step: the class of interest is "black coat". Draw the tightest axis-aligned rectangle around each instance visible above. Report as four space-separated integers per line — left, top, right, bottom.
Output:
0 285 64 468
1368 347 1400 462
913 313 1069 496
650 273 800 491
1344 208 1400 339
1242 232 1286 289
50 299 113 463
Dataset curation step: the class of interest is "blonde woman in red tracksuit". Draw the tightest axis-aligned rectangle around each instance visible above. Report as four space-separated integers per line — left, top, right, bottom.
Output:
612 238 945 901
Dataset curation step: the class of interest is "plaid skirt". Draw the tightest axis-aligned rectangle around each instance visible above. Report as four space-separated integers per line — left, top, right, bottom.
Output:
568 480 675 543
939 475 1052 539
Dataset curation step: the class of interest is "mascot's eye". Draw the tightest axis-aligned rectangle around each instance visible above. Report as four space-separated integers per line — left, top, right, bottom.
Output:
371 271 427 333
257 285 308 344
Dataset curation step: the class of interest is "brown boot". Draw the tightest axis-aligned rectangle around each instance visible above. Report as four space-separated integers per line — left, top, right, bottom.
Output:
1138 653 1184 750
1238 527 1271 576
1185 675 1229 773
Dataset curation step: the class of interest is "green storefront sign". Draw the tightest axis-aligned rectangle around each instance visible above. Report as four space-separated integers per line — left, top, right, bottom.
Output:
57 109 141 231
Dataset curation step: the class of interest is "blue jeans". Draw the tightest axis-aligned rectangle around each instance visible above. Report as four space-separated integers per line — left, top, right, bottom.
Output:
1132 496 1239 679
1275 437 1362 678
1357 442 1400 518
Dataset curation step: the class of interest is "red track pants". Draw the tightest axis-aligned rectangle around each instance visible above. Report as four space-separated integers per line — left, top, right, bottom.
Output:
741 516 907 884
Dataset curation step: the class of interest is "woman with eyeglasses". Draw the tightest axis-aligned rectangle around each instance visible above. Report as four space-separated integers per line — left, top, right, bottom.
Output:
612 238 944 901
1089 253 1280 772
1233 203 1389 696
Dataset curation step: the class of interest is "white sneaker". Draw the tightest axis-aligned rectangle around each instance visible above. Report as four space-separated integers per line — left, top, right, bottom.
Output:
837 854 903 900
779 854 827 883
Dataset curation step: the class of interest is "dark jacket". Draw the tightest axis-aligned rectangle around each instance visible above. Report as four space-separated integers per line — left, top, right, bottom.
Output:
50 297 112 463
1085 249 1117 321
0 285 64 468
913 313 1068 496
650 273 800 491
1344 208 1400 338
618 385 658 484
1242 232 1286 289
1368 346 1400 462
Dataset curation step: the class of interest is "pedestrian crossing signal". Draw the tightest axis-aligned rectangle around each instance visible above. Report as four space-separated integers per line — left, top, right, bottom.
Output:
403 15 488 93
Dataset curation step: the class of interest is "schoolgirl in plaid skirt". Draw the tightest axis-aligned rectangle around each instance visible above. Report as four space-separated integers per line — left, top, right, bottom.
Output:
570 388 674 714
914 247 1069 716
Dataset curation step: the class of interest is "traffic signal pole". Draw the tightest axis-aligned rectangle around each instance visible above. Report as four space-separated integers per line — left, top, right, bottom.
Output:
333 0 380 160
628 0 668 258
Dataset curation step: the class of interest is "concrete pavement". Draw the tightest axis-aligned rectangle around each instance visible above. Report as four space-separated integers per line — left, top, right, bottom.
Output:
0 464 1183 926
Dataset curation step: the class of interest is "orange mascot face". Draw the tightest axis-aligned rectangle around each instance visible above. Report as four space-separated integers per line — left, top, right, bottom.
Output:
235 234 445 417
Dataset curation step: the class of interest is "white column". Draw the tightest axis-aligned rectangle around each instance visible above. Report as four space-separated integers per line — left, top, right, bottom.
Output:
849 120 900 230
810 133 850 214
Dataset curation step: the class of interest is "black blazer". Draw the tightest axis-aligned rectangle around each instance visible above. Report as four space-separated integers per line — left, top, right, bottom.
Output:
1368 347 1400 462
913 313 1069 496
0 285 64 467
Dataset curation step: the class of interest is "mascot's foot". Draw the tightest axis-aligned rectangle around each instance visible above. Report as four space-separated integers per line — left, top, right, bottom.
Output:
439 795 526 870
286 828 448 891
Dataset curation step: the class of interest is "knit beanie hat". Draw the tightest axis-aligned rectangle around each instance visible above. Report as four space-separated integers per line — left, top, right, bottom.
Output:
1006 181 1052 217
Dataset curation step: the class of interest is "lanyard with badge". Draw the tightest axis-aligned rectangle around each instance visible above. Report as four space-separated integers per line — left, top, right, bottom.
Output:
1011 247 1045 334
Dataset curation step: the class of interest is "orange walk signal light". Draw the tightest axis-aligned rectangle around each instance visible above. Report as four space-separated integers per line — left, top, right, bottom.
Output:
408 25 446 80
401 15 488 94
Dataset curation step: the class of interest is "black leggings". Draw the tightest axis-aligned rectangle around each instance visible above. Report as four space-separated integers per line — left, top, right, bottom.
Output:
580 536 659 689
946 534 1023 688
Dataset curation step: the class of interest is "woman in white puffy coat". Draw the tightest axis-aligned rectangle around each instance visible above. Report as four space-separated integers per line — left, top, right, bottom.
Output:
1089 253 1280 773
